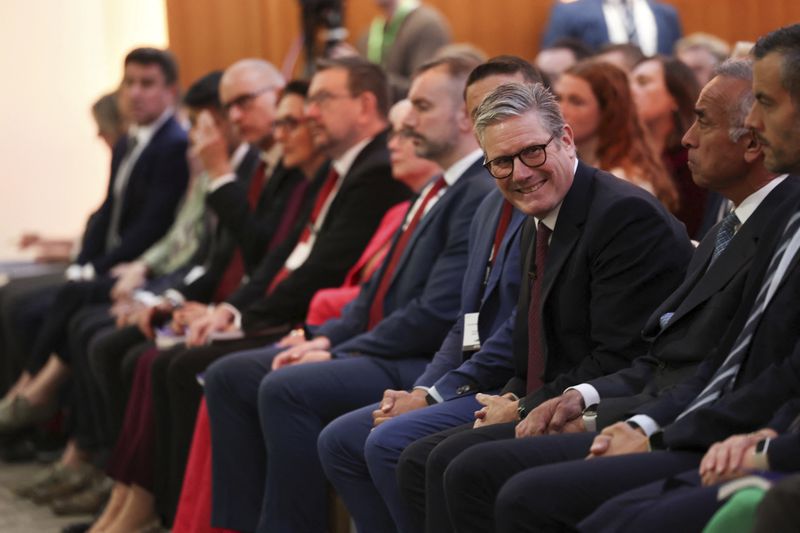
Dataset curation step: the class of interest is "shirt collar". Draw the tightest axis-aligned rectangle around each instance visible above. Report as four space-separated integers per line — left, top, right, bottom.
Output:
533 158 577 231
443 148 483 186
332 137 373 178
128 107 173 148
260 142 283 174
734 174 787 226
230 143 250 170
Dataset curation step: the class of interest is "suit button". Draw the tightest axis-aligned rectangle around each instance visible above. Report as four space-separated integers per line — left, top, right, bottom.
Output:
456 385 471 395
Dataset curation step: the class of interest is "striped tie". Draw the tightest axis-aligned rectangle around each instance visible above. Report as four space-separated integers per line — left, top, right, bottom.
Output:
677 211 800 419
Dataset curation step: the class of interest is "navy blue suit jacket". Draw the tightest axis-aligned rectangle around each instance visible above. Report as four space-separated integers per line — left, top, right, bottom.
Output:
413 189 524 400
316 157 495 360
541 0 682 55
77 115 189 275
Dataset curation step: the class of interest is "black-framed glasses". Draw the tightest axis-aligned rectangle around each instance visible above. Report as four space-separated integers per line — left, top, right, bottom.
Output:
483 136 555 179
273 115 306 132
222 86 279 113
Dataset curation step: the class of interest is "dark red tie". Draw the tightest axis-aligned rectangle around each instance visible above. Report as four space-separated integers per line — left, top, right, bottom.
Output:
367 176 447 329
213 161 268 301
526 221 551 393
267 167 340 294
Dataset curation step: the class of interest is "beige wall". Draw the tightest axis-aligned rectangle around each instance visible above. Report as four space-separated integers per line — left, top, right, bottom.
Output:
0 0 168 259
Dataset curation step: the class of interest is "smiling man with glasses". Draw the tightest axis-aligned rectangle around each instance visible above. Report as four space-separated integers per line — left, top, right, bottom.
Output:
395 81 694 532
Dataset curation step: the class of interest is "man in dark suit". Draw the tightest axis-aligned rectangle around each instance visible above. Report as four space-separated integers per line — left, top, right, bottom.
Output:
145 56 412 524
0 47 189 421
395 81 691 532
202 53 493 533
314 55 544 533
441 25 800 532
541 0 682 56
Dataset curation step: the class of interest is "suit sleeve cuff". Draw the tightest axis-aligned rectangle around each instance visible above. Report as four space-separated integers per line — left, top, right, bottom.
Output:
415 386 443 404
566 384 600 408
626 415 661 437
219 302 242 330
207 173 237 193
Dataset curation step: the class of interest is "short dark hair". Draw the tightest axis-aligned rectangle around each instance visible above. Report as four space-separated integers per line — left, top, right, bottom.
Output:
416 53 483 81
753 24 800 103
183 70 223 110
124 47 179 86
544 38 594 61
466 55 547 94
281 79 310 101
316 56 390 117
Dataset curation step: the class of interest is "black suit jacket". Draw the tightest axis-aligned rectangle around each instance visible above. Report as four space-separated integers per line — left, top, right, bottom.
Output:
591 177 800 427
506 162 694 412
206 157 308 272
77 115 189 275
173 146 261 302
234 130 413 330
633 191 800 450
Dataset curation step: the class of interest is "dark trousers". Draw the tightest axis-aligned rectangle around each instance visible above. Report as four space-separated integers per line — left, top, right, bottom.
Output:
150 336 277 527
87 325 151 440
27 278 114 372
204 345 429 533
0 274 64 389
67 305 116 453
577 470 720 533
318 395 480 533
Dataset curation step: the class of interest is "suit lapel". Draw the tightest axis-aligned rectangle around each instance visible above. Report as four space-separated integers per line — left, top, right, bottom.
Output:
388 158 482 285
540 162 591 308
483 210 525 303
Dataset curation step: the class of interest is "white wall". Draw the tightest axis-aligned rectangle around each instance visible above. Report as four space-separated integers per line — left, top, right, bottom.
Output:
0 0 168 259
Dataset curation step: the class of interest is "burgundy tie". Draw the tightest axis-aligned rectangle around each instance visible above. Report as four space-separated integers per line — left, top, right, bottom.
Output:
213 161 268 301
367 176 447 329
526 221 551 393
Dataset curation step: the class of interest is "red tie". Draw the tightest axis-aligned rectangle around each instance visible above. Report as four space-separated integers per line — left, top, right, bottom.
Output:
490 201 514 268
267 167 341 294
367 176 447 329
526 221 551 393
213 161 268 301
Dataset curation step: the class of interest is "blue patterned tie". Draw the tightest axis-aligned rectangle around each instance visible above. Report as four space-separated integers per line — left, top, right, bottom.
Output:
659 212 739 331
711 212 740 264
677 211 800 419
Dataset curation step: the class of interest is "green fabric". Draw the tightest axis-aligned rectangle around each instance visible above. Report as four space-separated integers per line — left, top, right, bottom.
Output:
703 487 766 533
366 0 418 64
142 172 210 275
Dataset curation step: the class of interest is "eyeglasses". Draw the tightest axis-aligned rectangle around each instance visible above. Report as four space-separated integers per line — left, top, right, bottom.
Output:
387 128 415 143
222 86 279 113
483 136 555 179
273 115 306 132
305 90 353 108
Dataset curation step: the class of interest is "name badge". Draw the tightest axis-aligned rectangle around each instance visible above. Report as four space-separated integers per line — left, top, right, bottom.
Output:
463 312 481 351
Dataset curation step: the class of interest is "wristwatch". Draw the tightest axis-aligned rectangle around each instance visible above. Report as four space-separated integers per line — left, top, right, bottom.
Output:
582 404 599 432
517 403 528 421
753 438 771 470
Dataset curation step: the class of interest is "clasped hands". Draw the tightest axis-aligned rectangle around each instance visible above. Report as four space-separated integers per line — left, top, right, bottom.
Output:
697 428 777 486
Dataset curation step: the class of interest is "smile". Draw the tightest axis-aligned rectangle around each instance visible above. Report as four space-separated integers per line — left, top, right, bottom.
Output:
515 180 546 194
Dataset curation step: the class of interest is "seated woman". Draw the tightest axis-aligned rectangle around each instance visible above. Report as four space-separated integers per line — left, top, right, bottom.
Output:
629 55 709 237
171 98 441 533
554 59 678 211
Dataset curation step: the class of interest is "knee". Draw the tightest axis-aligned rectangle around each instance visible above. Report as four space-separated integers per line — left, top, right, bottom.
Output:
364 421 403 471
257 372 290 418
442 446 483 494
203 356 233 400
396 437 429 495
318 418 353 470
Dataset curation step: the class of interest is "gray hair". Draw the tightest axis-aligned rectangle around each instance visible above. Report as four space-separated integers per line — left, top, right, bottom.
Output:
714 58 754 142
473 82 565 147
